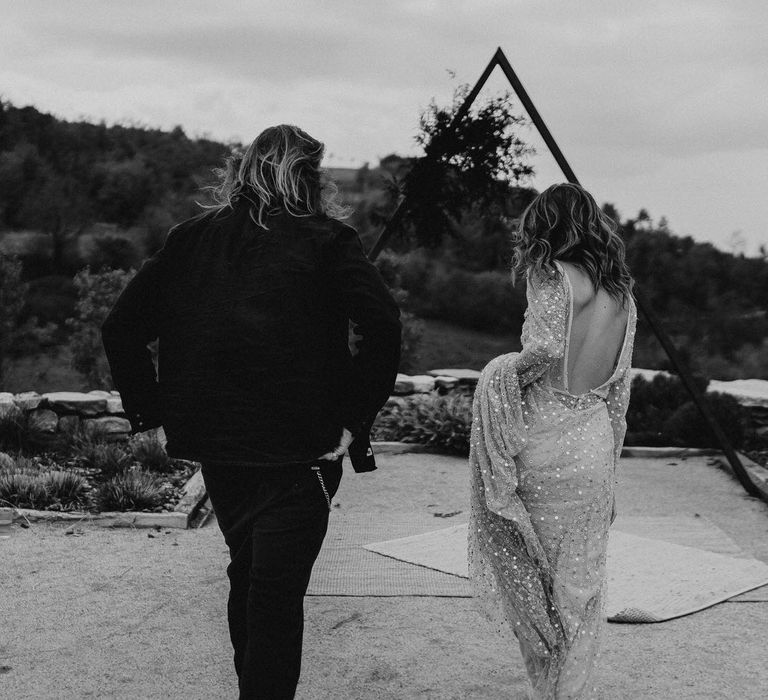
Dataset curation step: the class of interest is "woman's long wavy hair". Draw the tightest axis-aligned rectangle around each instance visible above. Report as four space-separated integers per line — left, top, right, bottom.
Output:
510 183 633 303
204 124 350 228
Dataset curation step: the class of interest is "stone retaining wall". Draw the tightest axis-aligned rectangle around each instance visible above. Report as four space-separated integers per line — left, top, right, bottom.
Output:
2 367 766 440
0 390 131 442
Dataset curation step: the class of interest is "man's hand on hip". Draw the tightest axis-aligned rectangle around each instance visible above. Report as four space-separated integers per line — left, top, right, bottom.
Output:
319 428 354 461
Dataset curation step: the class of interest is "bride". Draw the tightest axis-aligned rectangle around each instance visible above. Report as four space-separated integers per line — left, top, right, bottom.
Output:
468 183 637 699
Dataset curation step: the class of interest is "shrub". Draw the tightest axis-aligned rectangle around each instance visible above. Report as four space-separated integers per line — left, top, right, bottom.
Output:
373 394 472 455
95 469 164 511
41 470 90 511
0 470 49 509
85 234 143 272
66 266 135 388
662 393 746 449
71 435 133 476
130 432 171 473
626 373 747 448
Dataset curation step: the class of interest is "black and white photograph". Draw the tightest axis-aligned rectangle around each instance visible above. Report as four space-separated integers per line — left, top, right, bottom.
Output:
1 2 767 698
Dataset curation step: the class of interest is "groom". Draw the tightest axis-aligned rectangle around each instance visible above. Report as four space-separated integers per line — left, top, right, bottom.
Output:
102 124 401 699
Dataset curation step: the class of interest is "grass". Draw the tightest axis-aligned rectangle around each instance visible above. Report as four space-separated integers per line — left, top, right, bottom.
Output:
412 318 521 373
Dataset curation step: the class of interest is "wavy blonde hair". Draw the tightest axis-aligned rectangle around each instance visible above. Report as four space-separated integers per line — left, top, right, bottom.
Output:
205 124 349 228
510 183 633 303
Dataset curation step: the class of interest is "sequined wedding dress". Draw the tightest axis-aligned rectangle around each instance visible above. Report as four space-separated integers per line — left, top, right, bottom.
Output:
468 262 636 699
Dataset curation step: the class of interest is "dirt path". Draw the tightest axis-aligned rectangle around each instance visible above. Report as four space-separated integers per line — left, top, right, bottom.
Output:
2 452 767 699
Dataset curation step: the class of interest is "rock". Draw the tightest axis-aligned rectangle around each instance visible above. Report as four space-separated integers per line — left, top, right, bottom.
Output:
0 393 16 418
42 392 107 416
28 408 59 433
13 391 42 411
57 415 80 435
630 368 673 383
433 376 460 392
0 452 15 469
393 374 415 395
106 395 124 414
87 390 112 398
83 416 132 439
426 369 481 386
707 379 768 409
384 397 408 410
109 390 121 396
410 375 436 393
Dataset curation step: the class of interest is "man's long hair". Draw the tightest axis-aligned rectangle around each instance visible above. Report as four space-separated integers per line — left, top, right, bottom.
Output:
205 124 349 228
510 183 634 303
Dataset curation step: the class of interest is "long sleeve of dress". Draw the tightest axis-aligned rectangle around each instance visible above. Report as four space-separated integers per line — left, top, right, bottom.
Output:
470 267 568 519
605 366 632 465
517 268 568 388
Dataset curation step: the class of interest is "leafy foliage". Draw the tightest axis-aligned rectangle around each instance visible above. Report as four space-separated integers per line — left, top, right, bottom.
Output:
389 86 535 250
625 374 747 448
94 468 164 512
129 431 172 473
373 394 472 455
0 253 26 380
0 457 89 510
66 267 135 388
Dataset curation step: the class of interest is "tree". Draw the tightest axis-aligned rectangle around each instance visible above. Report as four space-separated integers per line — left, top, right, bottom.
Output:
390 85 535 251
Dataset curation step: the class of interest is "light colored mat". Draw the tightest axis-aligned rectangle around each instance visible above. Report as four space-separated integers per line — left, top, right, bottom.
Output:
361 515 768 622
307 513 471 597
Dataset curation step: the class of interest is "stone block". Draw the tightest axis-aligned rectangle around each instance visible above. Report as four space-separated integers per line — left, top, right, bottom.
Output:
87 390 112 398
28 408 59 433
106 395 124 414
433 376 460 392
426 369 481 386
0 393 16 418
42 392 107 416
410 375 436 393
57 415 80 435
83 416 132 438
13 391 42 411
393 374 415 395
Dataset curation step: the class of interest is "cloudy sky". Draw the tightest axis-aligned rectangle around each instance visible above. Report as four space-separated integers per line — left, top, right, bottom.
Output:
2 0 766 254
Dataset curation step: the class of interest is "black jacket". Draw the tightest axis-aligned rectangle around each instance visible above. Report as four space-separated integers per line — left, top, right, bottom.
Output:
101 199 401 472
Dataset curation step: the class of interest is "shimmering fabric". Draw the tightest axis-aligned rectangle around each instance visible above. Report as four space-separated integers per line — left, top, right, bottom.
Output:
468 263 637 699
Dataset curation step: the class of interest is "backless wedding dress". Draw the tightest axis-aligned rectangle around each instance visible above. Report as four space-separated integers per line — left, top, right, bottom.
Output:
468 261 636 699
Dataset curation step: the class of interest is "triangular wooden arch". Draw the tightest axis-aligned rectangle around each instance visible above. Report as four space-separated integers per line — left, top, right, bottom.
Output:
367 47 764 503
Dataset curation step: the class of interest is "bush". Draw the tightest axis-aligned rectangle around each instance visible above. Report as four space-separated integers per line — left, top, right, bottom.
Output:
373 394 472 455
130 432 171 473
0 468 50 509
22 275 77 326
376 250 525 333
66 266 135 388
85 234 143 272
663 393 746 449
40 470 90 511
95 469 164 511
72 439 133 476
626 373 746 448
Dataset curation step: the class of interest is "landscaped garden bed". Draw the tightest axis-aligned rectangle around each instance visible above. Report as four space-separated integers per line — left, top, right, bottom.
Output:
0 410 205 527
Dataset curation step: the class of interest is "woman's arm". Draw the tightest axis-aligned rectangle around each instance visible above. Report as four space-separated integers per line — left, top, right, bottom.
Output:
516 268 568 387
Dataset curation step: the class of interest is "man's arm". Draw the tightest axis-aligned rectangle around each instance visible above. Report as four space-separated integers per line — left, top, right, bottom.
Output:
101 240 170 434
326 223 402 437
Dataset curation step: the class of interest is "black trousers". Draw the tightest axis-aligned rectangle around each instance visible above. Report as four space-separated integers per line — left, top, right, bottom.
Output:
201 460 343 700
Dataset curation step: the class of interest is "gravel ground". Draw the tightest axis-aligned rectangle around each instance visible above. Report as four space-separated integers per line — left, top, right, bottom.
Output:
2 452 767 699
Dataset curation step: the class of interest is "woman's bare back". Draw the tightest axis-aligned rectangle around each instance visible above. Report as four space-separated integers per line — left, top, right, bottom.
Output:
557 260 630 395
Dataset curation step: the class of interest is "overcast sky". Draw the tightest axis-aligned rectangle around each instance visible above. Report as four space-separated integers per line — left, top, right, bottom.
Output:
1 0 766 254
